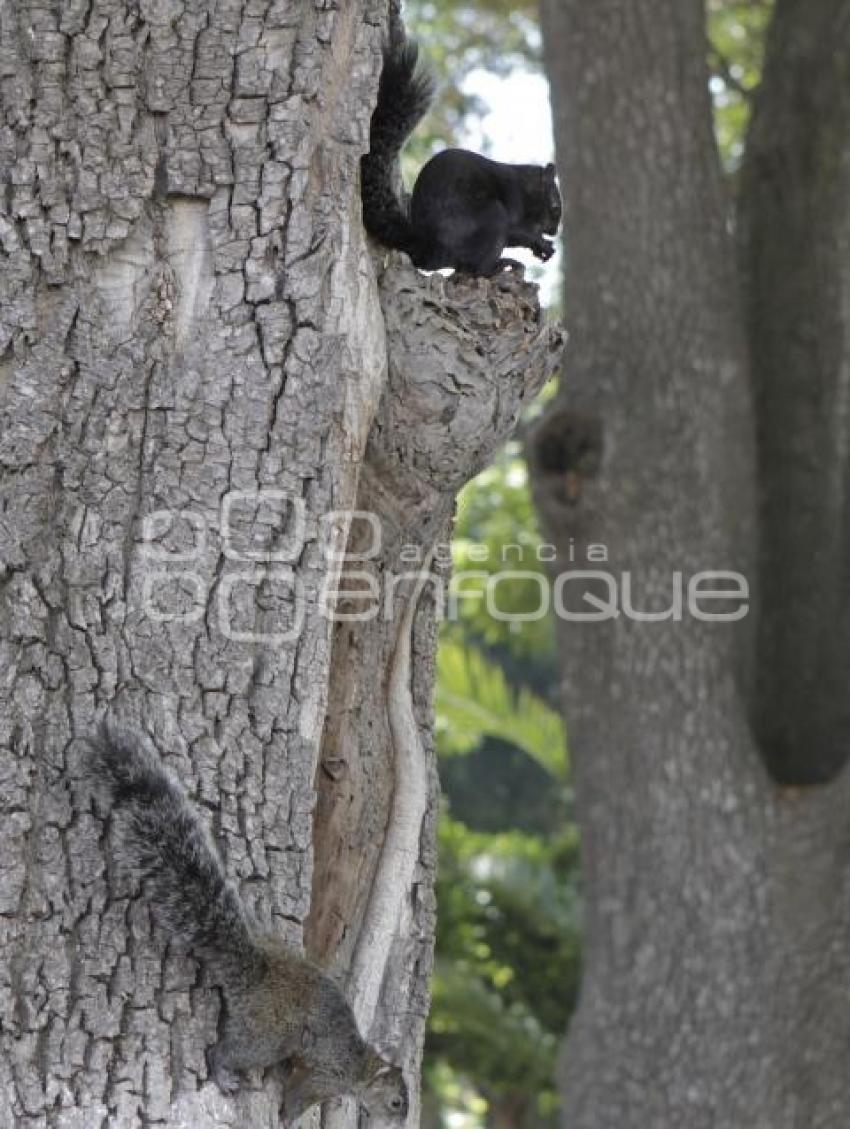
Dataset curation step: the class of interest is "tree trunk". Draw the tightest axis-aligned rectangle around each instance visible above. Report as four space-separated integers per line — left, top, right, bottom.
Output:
0 3 562 1126
741 0 850 786
532 0 850 1125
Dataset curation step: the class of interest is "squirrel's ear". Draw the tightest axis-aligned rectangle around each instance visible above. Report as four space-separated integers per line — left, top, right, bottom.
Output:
545 162 556 178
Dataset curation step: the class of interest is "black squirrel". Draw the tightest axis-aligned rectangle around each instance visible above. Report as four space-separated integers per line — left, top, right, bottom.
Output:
85 723 408 1123
360 25 562 277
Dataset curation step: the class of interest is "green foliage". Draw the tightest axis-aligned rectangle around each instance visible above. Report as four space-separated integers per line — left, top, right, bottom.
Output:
402 0 541 161
436 640 566 781
403 0 774 172
707 0 774 167
438 736 566 836
431 427 572 1124
449 444 555 670
426 816 581 1118
431 451 574 1124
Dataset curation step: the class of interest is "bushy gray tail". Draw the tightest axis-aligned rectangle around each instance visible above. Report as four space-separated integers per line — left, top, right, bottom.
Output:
360 23 434 260
87 723 257 963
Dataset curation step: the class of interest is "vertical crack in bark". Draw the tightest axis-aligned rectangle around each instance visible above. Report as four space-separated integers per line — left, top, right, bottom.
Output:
346 550 435 1025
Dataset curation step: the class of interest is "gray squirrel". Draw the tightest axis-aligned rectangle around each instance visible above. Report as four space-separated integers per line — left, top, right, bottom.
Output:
360 20 562 276
85 723 408 1123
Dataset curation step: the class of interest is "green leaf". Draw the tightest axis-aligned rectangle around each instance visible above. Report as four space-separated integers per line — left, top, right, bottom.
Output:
436 640 567 780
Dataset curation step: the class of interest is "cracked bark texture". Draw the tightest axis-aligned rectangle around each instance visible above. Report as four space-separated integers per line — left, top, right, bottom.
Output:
532 1 850 1127
0 3 563 1125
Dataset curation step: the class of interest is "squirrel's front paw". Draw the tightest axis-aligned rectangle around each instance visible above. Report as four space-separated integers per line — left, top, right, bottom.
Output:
208 1044 241 1096
212 1065 240 1096
534 240 555 262
495 257 525 275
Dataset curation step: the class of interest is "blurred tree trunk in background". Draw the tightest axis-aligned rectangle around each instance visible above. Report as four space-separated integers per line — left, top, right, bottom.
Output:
0 1 559 1125
531 0 850 1125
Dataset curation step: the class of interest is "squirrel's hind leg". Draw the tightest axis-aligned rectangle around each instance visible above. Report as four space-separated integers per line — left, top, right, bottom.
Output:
449 202 509 277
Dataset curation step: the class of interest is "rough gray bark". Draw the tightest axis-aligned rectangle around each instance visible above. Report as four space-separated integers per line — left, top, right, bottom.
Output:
0 3 562 1128
532 0 850 1126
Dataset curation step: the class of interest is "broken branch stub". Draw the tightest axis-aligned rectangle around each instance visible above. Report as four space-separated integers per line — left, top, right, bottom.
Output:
370 258 566 515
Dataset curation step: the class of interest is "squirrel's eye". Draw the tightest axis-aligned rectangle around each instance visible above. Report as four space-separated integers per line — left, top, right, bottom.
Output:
390 1097 403 1111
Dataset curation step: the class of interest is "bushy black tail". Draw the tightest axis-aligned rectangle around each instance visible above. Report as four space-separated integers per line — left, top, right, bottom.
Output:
361 22 434 260
87 722 257 963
